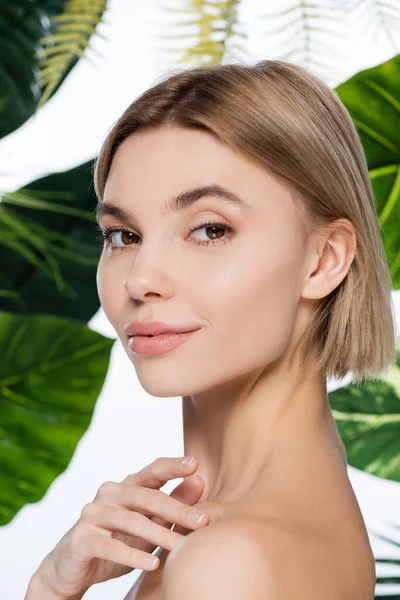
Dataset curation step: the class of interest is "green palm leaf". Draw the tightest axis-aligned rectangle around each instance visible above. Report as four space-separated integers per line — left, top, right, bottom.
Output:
0 197 95 298
0 160 103 323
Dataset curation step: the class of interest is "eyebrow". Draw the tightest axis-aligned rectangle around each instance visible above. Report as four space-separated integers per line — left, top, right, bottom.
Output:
95 184 250 224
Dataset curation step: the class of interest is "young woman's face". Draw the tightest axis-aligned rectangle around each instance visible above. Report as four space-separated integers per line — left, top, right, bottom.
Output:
96 125 311 397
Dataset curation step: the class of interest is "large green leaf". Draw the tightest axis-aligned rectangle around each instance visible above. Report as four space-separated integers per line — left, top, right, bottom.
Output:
0 159 103 322
334 54 400 289
0 1 44 138
326 55 400 484
328 342 400 481
0 310 115 525
0 0 105 139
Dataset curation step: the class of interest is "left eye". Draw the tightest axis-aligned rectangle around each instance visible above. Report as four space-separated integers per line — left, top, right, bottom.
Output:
190 221 234 245
95 220 235 250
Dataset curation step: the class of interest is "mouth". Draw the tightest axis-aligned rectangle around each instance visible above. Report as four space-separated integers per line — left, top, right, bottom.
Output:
131 330 198 338
128 329 199 355
125 320 200 337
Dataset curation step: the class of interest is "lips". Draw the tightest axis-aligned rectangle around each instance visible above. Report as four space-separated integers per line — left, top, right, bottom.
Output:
125 320 200 337
128 328 199 355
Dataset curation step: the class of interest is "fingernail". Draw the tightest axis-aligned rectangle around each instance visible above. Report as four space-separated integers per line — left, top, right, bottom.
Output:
189 511 207 525
145 555 159 569
182 457 195 468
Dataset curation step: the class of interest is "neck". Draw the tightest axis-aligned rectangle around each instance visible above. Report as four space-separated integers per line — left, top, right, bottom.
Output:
181 353 344 504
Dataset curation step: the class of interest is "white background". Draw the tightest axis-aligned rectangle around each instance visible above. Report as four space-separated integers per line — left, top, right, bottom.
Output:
1 0 400 598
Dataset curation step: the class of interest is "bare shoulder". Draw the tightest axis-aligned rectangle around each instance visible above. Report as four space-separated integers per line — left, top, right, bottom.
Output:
162 516 272 599
161 515 375 600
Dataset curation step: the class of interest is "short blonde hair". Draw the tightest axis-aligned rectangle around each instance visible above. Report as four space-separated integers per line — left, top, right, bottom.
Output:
93 60 397 386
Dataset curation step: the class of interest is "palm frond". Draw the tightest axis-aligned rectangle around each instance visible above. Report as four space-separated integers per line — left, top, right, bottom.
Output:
0 204 74 297
340 0 400 53
0 289 27 312
0 191 99 302
1 189 95 221
35 0 109 110
160 0 249 66
369 522 400 597
256 0 348 84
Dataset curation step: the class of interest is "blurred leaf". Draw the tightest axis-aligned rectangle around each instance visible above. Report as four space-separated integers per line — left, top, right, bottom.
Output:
0 0 108 139
0 159 103 322
334 54 400 289
328 343 400 481
36 0 108 110
0 310 115 525
160 0 249 66
0 0 44 138
370 521 400 596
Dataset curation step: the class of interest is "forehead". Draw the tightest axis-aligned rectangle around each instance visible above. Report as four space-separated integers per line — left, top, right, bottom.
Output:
107 125 253 186
104 125 298 224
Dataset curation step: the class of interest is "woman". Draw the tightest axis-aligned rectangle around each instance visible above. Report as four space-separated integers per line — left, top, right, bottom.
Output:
26 60 395 599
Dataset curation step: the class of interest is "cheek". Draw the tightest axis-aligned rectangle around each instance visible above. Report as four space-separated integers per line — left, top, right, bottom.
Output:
194 238 303 366
96 259 107 305
96 259 124 322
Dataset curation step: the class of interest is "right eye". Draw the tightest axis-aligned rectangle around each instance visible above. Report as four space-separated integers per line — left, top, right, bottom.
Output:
95 226 138 251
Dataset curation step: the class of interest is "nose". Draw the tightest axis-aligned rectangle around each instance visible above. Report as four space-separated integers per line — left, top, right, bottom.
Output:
122 243 175 303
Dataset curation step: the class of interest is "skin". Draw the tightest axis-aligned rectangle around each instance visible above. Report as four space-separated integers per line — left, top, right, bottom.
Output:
96 124 376 598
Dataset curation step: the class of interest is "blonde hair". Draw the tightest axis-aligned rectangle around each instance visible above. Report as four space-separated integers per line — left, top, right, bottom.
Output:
93 59 397 386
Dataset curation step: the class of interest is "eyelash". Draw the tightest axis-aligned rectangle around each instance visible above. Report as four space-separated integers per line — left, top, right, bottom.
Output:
94 220 235 252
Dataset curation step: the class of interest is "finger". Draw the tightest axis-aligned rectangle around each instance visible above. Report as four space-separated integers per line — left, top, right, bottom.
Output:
80 529 160 572
82 504 183 552
121 456 199 490
170 473 205 505
150 474 205 529
95 484 209 531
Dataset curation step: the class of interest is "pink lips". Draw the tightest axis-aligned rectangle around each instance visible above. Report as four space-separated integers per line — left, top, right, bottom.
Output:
125 320 200 337
125 320 201 356
128 330 198 355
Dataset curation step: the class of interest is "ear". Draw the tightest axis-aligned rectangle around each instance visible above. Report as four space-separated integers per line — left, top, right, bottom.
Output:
301 218 357 301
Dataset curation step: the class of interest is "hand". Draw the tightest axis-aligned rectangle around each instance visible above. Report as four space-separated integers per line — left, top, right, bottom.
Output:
34 456 208 599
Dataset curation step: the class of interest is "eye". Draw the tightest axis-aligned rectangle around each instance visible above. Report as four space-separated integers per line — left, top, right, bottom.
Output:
189 220 234 246
95 220 235 251
95 225 138 251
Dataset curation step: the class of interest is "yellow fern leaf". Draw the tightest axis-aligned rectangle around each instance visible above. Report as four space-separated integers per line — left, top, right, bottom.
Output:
35 0 108 111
